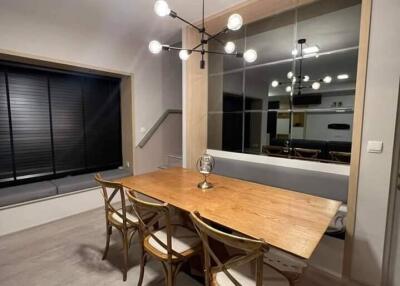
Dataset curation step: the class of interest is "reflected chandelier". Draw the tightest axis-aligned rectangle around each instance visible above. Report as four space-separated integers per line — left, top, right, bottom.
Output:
148 0 258 69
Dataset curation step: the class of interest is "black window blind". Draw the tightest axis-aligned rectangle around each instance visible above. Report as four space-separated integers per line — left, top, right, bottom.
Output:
8 69 54 179
0 63 122 187
0 71 14 182
50 74 86 173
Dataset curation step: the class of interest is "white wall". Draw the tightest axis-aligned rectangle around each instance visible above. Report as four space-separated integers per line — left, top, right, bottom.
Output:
351 0 400 285
134 46 182 146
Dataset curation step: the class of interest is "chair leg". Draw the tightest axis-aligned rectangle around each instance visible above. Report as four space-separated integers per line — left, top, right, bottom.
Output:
166 264 174 286
102 224 112 260
137 232 146 286
122 231 129 282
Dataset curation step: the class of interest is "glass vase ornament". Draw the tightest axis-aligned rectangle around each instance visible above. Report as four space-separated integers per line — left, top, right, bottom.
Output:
196 154 215 190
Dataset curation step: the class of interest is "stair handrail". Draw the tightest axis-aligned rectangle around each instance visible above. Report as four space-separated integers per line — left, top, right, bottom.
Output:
137 109 182 148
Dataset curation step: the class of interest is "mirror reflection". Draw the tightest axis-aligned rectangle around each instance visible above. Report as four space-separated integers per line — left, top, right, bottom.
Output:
208 0 361 164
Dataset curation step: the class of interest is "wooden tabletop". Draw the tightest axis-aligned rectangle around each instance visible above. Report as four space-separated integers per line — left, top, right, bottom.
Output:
117 167 341 259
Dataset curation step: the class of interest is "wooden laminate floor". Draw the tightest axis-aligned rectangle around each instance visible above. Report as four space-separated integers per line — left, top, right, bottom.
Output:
0 207 344 286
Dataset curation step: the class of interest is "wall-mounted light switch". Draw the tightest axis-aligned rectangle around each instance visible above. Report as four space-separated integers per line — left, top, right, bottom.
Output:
140 127 147 133
367 140 383 153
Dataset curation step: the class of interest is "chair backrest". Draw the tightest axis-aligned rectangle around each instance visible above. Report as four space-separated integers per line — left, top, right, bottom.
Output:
95 174 130 229
190 211 266 286
125 191 181 262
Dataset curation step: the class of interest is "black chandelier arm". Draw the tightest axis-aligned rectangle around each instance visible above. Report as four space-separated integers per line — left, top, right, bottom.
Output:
161 45 243 58
192 48 243 57
169 9 229 48
205 27 229 46
169 10 204 33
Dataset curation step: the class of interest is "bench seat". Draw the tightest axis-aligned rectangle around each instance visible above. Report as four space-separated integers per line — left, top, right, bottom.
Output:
0 168 132 207
0 181 57 207
52 169 132 195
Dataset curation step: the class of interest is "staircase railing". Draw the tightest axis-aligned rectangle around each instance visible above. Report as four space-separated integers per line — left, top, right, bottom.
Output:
137 109 182 148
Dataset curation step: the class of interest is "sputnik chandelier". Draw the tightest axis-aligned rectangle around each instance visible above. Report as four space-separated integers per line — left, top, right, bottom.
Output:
148 0 257 69
270 38 349 96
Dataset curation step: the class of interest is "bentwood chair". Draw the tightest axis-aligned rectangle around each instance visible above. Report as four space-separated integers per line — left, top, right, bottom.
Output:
95 174 141 281
190 211 292 286
126 191 201 286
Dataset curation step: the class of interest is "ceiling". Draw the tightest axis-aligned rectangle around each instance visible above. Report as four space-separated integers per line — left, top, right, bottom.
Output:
0 0 246 49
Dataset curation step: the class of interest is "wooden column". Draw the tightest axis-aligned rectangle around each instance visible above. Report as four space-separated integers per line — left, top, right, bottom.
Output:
343 0 372 278
183 26 208 169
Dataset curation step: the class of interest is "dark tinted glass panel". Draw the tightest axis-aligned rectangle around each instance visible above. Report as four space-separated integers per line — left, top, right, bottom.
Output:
50 74 85 173
0 72 13 181
83 78 121 169
222 112 243 153
8 69 53 178
244 112 265 154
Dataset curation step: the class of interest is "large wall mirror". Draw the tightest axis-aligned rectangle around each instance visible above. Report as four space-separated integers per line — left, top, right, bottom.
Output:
208 0 361 164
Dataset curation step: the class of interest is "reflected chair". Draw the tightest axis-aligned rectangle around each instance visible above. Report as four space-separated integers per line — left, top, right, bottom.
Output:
293 147 321 160
95 174 141 281
190 211 291 286
329 151 351 164
262 145 290 158
126 191 201 286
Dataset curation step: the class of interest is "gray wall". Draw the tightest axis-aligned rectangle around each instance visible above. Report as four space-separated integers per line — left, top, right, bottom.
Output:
213 157 349 202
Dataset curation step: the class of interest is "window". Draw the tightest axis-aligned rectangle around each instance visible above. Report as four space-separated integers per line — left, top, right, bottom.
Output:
0 62 122 186
207 0 361 165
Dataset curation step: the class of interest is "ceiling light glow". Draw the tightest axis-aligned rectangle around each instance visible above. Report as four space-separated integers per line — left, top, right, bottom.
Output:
337 74 349 80
303 45 320 54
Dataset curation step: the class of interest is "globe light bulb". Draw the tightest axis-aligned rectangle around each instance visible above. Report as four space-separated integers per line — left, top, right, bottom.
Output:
154 0 171 17
224 41 236 54
227 14 243 31
291 49 298 56
303 75 310 82
179 50 191 61
271 80 279 88
312 82 321 90
286 86 292 93
292 76 296 83
287 71 293 79
323 76 332 83
149 40 162 54
243 49 257 63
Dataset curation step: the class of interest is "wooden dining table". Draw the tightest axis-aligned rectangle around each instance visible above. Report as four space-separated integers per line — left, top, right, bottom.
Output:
116 167 341 259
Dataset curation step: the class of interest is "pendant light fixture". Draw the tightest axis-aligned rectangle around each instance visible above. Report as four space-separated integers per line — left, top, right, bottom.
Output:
270 38 334 94
149 0 257 69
